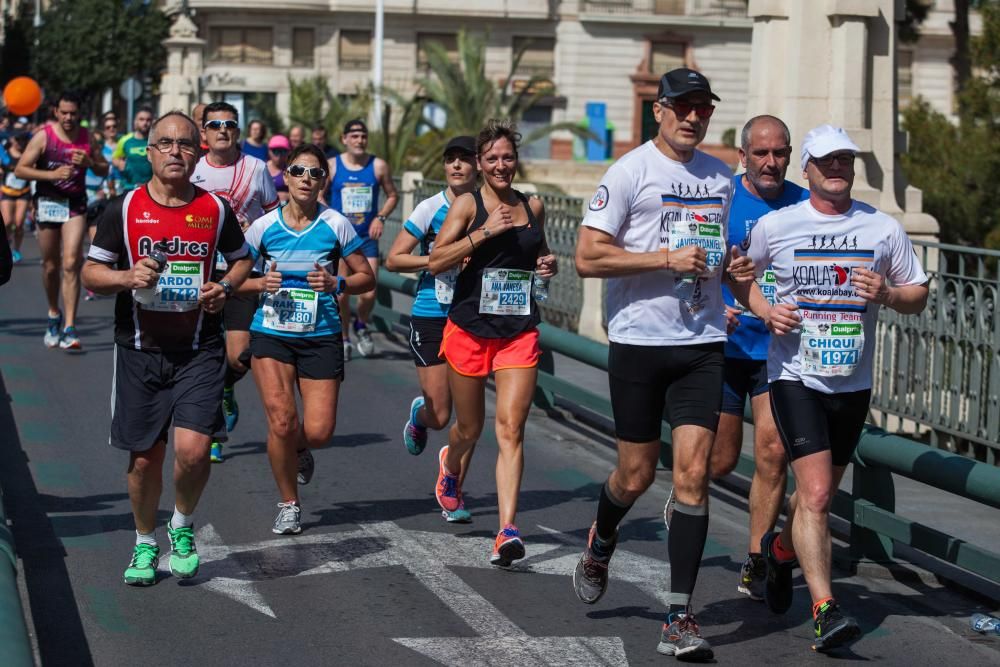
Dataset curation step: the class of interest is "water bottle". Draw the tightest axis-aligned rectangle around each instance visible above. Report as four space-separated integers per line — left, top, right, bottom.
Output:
533 274 549 303
971 613 1000 634
133 239 169 305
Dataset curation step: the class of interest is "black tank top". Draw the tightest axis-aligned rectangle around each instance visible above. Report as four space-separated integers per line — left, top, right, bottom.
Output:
448 189 543 338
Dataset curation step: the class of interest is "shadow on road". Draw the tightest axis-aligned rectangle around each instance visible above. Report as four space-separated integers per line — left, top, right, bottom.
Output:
0 371 96 666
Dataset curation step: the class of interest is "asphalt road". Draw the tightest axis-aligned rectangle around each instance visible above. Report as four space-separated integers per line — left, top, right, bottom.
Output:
1 237 999 666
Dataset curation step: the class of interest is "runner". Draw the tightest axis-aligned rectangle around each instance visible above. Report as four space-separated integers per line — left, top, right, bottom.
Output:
192 101 280 462
2 131 31 264
288 125 305 150
241 119 269 162
734 124 928 652
81 110 253 586
15 91 109 350
240 143 374 534
265 134 291 204
427 120 557 564
112 107 153 194
570 69 755 661
327 119 398 359
385 135 478 522
663 115 807 603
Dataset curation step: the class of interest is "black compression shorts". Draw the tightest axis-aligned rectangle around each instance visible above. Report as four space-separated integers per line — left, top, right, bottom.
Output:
608 341 724 442
250 332 344 381
408 316 446 367
769 380 871 466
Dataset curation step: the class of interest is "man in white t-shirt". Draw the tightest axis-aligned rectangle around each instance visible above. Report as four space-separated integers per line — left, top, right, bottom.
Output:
735 125 928 653
571 68 755 662
191 101 279 462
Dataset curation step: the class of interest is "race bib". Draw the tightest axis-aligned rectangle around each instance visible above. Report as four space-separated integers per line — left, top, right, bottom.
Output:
4 172 27 190
667 219 724 277
798 310 864 377
142 261 203 312
435 267 458 305
342 185 373 215
37 197 70 223
262 289 318 333
479 269 532 316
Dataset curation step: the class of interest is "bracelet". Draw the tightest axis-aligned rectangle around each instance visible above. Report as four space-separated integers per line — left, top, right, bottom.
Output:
468 235 476 252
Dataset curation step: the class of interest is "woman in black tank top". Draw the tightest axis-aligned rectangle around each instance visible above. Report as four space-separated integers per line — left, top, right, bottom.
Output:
425 120 558 567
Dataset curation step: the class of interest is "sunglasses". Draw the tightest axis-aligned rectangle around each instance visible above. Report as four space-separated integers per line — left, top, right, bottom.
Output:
661 100 715 119
811 153 855 168
204 119 239 131
287 164 327 179
104 124 117 130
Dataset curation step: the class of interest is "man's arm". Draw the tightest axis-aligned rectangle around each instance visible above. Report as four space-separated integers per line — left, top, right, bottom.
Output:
376 158 398 217
575 225 705 278
14 131 67 182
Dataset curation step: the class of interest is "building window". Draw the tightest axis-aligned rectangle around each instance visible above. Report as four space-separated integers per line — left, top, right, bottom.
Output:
209 27 273 65
339 30 372 70
292 28 315 68
649 41 685 75
898 47 914 110
417 33 458 71
513 37 555 79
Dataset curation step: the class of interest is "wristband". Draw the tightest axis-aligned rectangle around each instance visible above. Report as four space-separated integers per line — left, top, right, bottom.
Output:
218 279 233 297
335 276 347 295
468 236 476 252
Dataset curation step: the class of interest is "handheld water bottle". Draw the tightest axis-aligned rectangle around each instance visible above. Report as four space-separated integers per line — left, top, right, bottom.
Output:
133 238 169 305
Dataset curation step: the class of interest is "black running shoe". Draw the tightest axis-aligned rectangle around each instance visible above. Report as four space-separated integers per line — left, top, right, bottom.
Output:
812 600 861 652
572 523 616 604
761 531 795 614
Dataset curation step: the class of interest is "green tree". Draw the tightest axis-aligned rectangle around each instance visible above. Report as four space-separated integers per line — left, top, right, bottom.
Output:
32 0 169 102
415 30 593 178
287 75 370 150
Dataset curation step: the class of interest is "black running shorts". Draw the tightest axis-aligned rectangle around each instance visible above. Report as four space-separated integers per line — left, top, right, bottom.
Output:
223 293 258 332
608 341 725 442
110 344 226 451
721 358 769 416
769 380 871 466
408 316 446 368
250 332 344 381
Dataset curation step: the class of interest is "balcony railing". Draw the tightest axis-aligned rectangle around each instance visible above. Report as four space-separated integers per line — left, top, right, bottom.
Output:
581 0 748 18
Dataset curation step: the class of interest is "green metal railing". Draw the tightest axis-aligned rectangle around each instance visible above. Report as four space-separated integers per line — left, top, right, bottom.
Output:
371 270 1000 586
0 492 32 666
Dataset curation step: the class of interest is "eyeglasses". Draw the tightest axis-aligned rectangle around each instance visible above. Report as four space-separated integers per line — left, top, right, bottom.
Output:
103 124 117 130
204 119 239 131
287 164 327 179
151 138 199 155
811 153 855 167
661 100 715 119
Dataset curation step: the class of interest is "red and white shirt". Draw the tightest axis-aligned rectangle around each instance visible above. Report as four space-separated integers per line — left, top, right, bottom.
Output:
88 186 250 352
191 152 279 228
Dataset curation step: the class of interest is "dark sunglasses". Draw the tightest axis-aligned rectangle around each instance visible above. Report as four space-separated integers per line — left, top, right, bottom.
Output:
661 100 715 119
204 119 239 131
287 164 327 179
811 153 855 168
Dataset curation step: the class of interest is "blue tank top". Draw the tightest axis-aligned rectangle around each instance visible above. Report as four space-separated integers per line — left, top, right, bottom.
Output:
329 154 379 239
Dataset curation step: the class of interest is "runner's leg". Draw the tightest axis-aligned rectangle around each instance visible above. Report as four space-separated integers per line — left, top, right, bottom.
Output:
173 427 213 515
299 376 341 449
416 362 452 430
444 370 486 482
37 225 62 313
13 198 27 252
667 425 713 611
492 366 536 528
747 391 786 554
128 440 167 534
60 215 87 329
708 412 743 478
785 451 842 603
253 355 304 502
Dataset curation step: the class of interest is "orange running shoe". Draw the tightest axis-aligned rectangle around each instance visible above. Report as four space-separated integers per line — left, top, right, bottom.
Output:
490 524 525 567
435 446 462 512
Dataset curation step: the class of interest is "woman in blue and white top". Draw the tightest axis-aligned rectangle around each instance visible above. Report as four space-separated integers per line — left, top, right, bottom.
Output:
385 136 479 520
239 143 375 535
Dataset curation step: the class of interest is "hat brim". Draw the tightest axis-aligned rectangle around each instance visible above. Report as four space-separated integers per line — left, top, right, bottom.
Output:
658 88 721 102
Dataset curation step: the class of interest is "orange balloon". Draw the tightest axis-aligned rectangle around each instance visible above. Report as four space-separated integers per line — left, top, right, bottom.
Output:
3 77 43 116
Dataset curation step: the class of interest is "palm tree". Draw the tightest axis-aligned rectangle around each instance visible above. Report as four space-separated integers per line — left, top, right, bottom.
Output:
415 30 594 178
287 75 372 150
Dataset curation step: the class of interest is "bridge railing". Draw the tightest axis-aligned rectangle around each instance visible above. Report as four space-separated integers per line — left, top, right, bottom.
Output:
371 270 1000 587
0 484 33 666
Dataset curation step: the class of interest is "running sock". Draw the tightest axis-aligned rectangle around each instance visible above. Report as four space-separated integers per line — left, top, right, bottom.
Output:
353 319 366 332
773 533 796 562
594 480 632 545
135 530 157 547
170 507 193 529
666 499 709 610
410 400 425 430
813 597 835 618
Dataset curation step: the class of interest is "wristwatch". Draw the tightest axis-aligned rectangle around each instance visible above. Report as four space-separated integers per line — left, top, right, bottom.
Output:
335 276 347 295
219 279 233 297
376 214 387 222
482 226 492 238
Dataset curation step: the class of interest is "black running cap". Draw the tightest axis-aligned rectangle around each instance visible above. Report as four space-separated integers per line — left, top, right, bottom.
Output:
342 119 368 135
657 68 720 102
443 135 477 157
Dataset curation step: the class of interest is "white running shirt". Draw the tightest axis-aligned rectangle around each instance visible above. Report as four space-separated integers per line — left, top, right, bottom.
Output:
744 199 928 393
191 153 279 228
582 141 733 346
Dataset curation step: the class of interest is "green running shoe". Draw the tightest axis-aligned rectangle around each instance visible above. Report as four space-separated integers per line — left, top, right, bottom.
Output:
124 543 160 586
210 440 223 463
167 523 200 578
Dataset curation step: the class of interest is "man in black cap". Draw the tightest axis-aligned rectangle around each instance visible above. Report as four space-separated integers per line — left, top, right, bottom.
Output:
326 119 398 359
572 68 754 661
